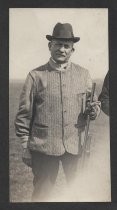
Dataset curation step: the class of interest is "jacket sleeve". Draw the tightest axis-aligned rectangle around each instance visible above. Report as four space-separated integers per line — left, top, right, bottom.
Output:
15 72 36 145
98 72 109 115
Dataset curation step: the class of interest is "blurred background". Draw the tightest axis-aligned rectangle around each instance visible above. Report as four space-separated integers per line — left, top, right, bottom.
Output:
9 8 108 80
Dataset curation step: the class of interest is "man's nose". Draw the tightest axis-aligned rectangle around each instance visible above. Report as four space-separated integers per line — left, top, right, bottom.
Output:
59 46 65 52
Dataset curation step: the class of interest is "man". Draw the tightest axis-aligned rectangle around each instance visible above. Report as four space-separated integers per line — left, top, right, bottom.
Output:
98 71 109 116
15 23 100 201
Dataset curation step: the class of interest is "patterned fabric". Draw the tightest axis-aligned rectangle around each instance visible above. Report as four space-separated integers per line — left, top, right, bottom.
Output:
15 59 92 155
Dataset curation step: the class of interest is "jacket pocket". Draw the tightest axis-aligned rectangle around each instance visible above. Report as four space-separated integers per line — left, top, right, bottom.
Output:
32 124 48 139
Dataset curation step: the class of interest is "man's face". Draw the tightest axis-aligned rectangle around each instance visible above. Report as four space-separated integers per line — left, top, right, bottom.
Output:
48 40 74 64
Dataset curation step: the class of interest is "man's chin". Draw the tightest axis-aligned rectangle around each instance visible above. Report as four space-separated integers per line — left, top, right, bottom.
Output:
55 58 67 64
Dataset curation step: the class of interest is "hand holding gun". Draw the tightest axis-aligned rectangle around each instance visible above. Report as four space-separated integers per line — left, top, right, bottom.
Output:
82 83 97 165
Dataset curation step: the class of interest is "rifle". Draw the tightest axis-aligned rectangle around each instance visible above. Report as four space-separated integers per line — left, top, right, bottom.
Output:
78 82 96 167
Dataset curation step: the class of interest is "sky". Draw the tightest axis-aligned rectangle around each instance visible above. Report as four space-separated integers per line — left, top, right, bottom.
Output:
9 8 108 80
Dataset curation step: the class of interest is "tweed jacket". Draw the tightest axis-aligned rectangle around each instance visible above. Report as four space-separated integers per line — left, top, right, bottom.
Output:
15 59 93 155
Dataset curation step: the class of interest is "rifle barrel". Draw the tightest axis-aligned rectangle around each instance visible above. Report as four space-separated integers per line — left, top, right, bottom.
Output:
82 82 96 161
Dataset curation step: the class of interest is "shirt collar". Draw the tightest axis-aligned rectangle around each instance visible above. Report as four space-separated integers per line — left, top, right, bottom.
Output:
49 57 71 72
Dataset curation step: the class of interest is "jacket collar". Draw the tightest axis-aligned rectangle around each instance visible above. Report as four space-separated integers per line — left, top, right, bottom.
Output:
49 57 71 72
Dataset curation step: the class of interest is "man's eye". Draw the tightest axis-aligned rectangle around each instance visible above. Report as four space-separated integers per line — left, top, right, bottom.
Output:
54 43 70 48
64 45 70 49
55 43 61 47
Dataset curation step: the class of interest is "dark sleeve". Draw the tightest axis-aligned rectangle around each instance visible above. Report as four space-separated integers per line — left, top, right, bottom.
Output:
98 71 109 116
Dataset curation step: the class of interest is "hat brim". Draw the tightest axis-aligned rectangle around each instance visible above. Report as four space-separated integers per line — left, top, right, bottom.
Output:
46 35 80 43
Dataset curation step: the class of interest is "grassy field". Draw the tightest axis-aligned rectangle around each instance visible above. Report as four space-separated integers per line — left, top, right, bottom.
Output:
9 79 111 202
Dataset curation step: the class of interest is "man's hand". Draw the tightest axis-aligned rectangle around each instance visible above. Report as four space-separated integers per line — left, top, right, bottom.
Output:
22 148 32 167
84 101 101 120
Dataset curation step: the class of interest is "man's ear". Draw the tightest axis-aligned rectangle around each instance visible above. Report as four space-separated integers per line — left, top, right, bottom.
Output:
72 47 75 52
72 47 75 53
48 42 52 51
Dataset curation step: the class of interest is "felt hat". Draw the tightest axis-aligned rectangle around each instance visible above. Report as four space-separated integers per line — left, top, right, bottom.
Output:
46 23 80 43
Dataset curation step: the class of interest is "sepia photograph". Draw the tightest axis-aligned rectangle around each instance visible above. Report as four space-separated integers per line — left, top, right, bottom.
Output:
9 8 110 202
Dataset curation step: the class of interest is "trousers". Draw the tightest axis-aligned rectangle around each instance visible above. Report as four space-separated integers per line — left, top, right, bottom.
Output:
31 151 79 201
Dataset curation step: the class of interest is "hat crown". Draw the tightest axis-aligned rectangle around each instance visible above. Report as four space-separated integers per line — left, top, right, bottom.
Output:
46 22 80 43
52 23 74 39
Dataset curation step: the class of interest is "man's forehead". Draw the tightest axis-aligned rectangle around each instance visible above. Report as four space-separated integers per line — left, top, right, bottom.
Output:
52 39 73 45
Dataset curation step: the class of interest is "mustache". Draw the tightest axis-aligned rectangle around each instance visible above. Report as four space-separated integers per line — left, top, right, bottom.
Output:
55 51 66 56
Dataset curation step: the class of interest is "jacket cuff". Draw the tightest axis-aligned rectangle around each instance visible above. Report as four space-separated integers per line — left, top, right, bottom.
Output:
20 136 29 149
